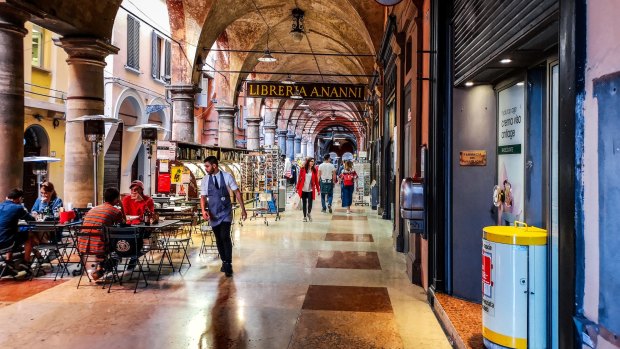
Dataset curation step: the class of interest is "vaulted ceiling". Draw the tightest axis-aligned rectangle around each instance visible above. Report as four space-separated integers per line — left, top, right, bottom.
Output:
9 0 395 142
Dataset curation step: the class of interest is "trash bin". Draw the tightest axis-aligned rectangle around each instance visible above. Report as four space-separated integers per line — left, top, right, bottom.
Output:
482 222 547 349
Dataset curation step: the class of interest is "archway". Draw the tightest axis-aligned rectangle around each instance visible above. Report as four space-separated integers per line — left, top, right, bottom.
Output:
23 125 50 209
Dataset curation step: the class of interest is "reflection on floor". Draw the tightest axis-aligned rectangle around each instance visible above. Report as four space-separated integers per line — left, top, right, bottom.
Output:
0 196 451 348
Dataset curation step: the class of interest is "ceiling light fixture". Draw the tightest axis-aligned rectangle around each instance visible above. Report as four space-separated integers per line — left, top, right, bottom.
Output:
500 58 512 64
330 110 336 120
465 81 474 87
516 82 524 86
258 29 277 63
299 100 309 108
291 88 302 100
281 74 295 84
290 8 305 43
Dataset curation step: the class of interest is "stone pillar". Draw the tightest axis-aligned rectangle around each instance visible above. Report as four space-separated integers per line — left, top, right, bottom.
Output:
217 106 235 148
286 131 295 160
55 37 119 207
167 84 199 143
0 6 27 197
307 139 315 158
301 139 308 159
264 124 276 147
294 136 302 158
245 116 261 150
277 129 287 153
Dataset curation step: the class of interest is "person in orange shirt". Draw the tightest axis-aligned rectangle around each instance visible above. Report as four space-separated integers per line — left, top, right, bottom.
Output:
121 180 154 225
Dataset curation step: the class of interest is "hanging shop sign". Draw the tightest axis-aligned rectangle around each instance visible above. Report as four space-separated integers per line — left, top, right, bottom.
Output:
246 82 366 101
497 83 525 224
157 141 176 160
459 150 487 166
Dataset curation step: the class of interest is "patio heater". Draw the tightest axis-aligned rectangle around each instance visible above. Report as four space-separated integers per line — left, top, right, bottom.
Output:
69 115 120 205
127 124 168 195
23 156 61 190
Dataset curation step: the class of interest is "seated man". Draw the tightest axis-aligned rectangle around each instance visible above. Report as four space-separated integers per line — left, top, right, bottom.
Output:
122 180 154 225
0 189 35 266
77 188 125 280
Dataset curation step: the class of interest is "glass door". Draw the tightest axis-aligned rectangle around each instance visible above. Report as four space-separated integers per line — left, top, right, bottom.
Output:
549 62 560 348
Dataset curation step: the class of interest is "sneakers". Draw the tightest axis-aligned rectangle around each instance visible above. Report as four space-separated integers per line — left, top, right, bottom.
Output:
303 217 307 222
321 209 326 213
87 269 103 281
346 210 352 215
328 205 332 214
308 214 312 222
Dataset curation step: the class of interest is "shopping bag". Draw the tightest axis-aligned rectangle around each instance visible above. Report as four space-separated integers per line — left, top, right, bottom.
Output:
289 192 301 210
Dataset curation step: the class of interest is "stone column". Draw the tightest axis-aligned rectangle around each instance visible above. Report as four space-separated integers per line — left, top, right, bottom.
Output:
294 136 302 158
307 139 315 158
301 139 308 159
217 106 235 148
277 129 287 153
167 84 199 143
55 37 119 207
0 6 27 197
286 131 295 160
264 124 276 147
245 116 261 150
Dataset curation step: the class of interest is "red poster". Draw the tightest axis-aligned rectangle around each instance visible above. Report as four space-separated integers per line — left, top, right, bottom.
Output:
158 173 171 193
482 254 491 285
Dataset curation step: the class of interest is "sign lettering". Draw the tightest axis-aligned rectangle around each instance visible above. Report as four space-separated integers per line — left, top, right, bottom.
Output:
246 82 367 101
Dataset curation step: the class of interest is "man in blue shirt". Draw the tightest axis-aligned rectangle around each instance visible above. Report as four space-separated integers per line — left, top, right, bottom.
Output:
0 189 35 263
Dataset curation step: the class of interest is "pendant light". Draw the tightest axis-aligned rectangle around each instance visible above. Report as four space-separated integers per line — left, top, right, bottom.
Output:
299 100 309 108
281 74 295 84
258 29 277 63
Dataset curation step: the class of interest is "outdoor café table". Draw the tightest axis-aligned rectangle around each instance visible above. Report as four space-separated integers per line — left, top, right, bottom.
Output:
132 220 181 280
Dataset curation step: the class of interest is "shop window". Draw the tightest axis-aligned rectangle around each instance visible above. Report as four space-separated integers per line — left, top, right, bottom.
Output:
151 31 171 82
31 26 43 67
126 15 140 71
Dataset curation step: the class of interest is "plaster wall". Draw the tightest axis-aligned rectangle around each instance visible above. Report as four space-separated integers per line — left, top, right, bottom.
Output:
583 0 620 339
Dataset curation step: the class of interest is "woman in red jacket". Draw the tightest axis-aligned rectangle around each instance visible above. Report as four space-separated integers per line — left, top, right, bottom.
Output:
296 157 320 222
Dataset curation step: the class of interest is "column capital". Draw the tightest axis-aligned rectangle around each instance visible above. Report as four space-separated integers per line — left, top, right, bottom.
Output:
246 116 261 125
0 4 28 37
278 129 288 136
54 37 119 65
295 135 302 141
264 123 277 130
167 84 200 97
216 105 236 120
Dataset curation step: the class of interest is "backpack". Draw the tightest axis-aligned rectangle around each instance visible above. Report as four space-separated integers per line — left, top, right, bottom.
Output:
342 172 355 186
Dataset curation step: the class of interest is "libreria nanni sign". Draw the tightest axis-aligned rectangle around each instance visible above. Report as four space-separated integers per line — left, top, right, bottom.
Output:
246 82 366 101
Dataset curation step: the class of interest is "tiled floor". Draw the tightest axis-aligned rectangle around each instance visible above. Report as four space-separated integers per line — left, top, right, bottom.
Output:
324 233 374 242
435 293 484 349
0 193 451 348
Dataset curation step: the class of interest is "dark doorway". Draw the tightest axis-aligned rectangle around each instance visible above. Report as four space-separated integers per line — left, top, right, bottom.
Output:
23 125 50 209
104 124 123 191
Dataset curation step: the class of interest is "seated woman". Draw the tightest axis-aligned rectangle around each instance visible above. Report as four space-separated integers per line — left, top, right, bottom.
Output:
122 180 154 225
31 182 63 218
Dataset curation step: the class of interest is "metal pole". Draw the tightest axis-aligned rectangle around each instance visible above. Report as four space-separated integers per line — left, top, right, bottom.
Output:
92 142 98 205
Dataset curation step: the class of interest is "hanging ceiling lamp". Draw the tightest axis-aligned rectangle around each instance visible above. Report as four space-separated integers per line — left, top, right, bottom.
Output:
290 8 305 42
330 111 336 120
299 100 309 108
258 28 277 63
291 87 302 99
281 74 295 84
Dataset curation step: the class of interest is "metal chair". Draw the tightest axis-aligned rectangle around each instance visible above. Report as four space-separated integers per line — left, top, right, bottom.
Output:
73 225 107 289
29 222 71 281
105 226 148 293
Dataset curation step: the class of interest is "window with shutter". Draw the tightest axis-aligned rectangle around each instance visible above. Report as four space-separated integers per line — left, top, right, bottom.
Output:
126 15 140 70
151 31 159 79
164 40 171 81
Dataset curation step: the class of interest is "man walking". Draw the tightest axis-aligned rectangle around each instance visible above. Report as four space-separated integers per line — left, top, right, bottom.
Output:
318 153 337 213
200 156 247 276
